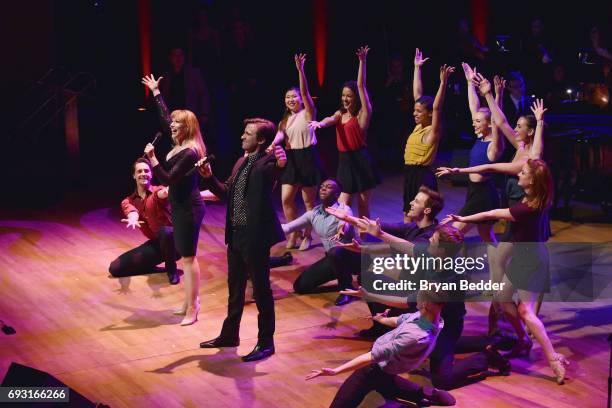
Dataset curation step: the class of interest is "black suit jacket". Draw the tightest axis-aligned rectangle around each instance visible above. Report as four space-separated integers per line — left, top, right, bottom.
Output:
502 94 535 127
204 152 284 249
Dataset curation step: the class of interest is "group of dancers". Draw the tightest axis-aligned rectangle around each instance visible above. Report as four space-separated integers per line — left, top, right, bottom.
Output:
109 47 568 406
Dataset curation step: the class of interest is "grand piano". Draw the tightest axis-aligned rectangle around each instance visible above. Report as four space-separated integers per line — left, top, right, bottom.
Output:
545 109 612 217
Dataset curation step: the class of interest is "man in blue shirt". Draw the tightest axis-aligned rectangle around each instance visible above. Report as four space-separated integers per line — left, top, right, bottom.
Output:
306 291 455 407
285 179 358 306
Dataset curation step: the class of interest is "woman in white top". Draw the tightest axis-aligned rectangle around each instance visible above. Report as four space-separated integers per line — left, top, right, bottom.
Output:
269 54 325 250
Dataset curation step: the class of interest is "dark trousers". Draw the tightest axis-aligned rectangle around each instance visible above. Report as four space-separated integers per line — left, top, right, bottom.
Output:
220 228 275 344
108 226 177 277
429 313 489 390
293 246 360 294
330 364 424 408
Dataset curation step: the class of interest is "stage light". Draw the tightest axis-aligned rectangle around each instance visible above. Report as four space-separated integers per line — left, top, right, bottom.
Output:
137 107 147 111
566 89 572 94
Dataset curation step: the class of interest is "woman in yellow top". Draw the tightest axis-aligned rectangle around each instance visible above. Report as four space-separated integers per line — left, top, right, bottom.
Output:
403 48 454 222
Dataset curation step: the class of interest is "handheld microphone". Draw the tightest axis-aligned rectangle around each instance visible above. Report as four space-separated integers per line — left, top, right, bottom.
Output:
186 154 216 176
150 131 163 145
142 131 163 158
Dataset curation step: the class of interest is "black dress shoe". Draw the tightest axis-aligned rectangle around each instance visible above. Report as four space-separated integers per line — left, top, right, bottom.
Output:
421 386 456 406
334 294 355 306
485 345 511 375
357 325 388 338
199 336 240 348
490 334 517 351
167 270 180 285
269 252 293 268
241 343 275 362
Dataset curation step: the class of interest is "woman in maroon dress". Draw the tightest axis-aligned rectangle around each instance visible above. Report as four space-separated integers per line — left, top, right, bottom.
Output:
444 159 569 385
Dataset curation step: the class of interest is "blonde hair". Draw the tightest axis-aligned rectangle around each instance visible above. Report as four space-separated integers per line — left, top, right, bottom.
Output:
524 158 553 210
170 109 207 158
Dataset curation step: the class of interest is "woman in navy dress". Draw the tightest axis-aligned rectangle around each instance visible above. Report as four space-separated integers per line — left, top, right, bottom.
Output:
142 74 206 326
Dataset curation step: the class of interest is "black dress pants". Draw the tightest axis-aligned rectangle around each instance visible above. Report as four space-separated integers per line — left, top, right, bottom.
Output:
293 247 361 294
109 226 177 277
220 228 275 344
329 364 424 408
429 313 489 390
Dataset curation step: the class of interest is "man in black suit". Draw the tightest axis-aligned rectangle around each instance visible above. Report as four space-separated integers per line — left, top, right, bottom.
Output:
197 118 286 362
501 71 535 129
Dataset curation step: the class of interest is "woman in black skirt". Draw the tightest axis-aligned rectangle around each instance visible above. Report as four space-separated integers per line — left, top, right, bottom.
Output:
444 159 569 385
402 49 455 222
142 74 206 326
309 46 379 218
268 54 325 250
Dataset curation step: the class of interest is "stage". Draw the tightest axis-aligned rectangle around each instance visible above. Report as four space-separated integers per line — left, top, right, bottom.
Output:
0 171 610 408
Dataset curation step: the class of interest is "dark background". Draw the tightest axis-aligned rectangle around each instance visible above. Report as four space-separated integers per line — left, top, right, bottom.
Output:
1 0 611 209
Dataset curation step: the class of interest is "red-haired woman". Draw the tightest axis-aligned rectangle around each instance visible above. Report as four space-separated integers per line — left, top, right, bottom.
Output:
309 46 379 219
445 159 569 385
142 74 206 326
437 76 549 344
268 54 325 250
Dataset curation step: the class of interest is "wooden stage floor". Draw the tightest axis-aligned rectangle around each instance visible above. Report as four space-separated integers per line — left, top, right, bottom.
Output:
1 172 610 407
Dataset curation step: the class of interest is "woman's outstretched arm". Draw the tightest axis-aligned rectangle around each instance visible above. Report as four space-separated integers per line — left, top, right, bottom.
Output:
356 45 373 130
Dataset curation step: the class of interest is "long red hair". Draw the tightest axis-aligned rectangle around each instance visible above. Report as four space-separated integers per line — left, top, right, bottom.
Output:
171 109 207 158
524 158 553 210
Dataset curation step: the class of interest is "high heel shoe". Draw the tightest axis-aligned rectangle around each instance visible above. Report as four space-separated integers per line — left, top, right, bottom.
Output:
286 234 298 249
298 236 312 251
173 302 187 316
180 306 199 326
549 353 569 385
504 337 533 359
180 299 200 326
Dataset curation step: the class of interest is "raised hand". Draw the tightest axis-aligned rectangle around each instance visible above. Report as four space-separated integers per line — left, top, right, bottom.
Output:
141 74 163 93
306 368 337 380
295 53 306 71
414 48 429 67
308 120 322 130
339 286 366 298
435 166 459 178
370 309 390 322
274 145 287 168
330 221 348 243
530 98 547 121
194 157 213 178
494 75 506 95
439 64 455 83
474 73 492 95
157 187 169 199
356 216 381 237
356 45 370 61
461 62 477 82
325 206 350 221
336 238 362 253
121 212 144 229
144 143 156 159
441 214 464 225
